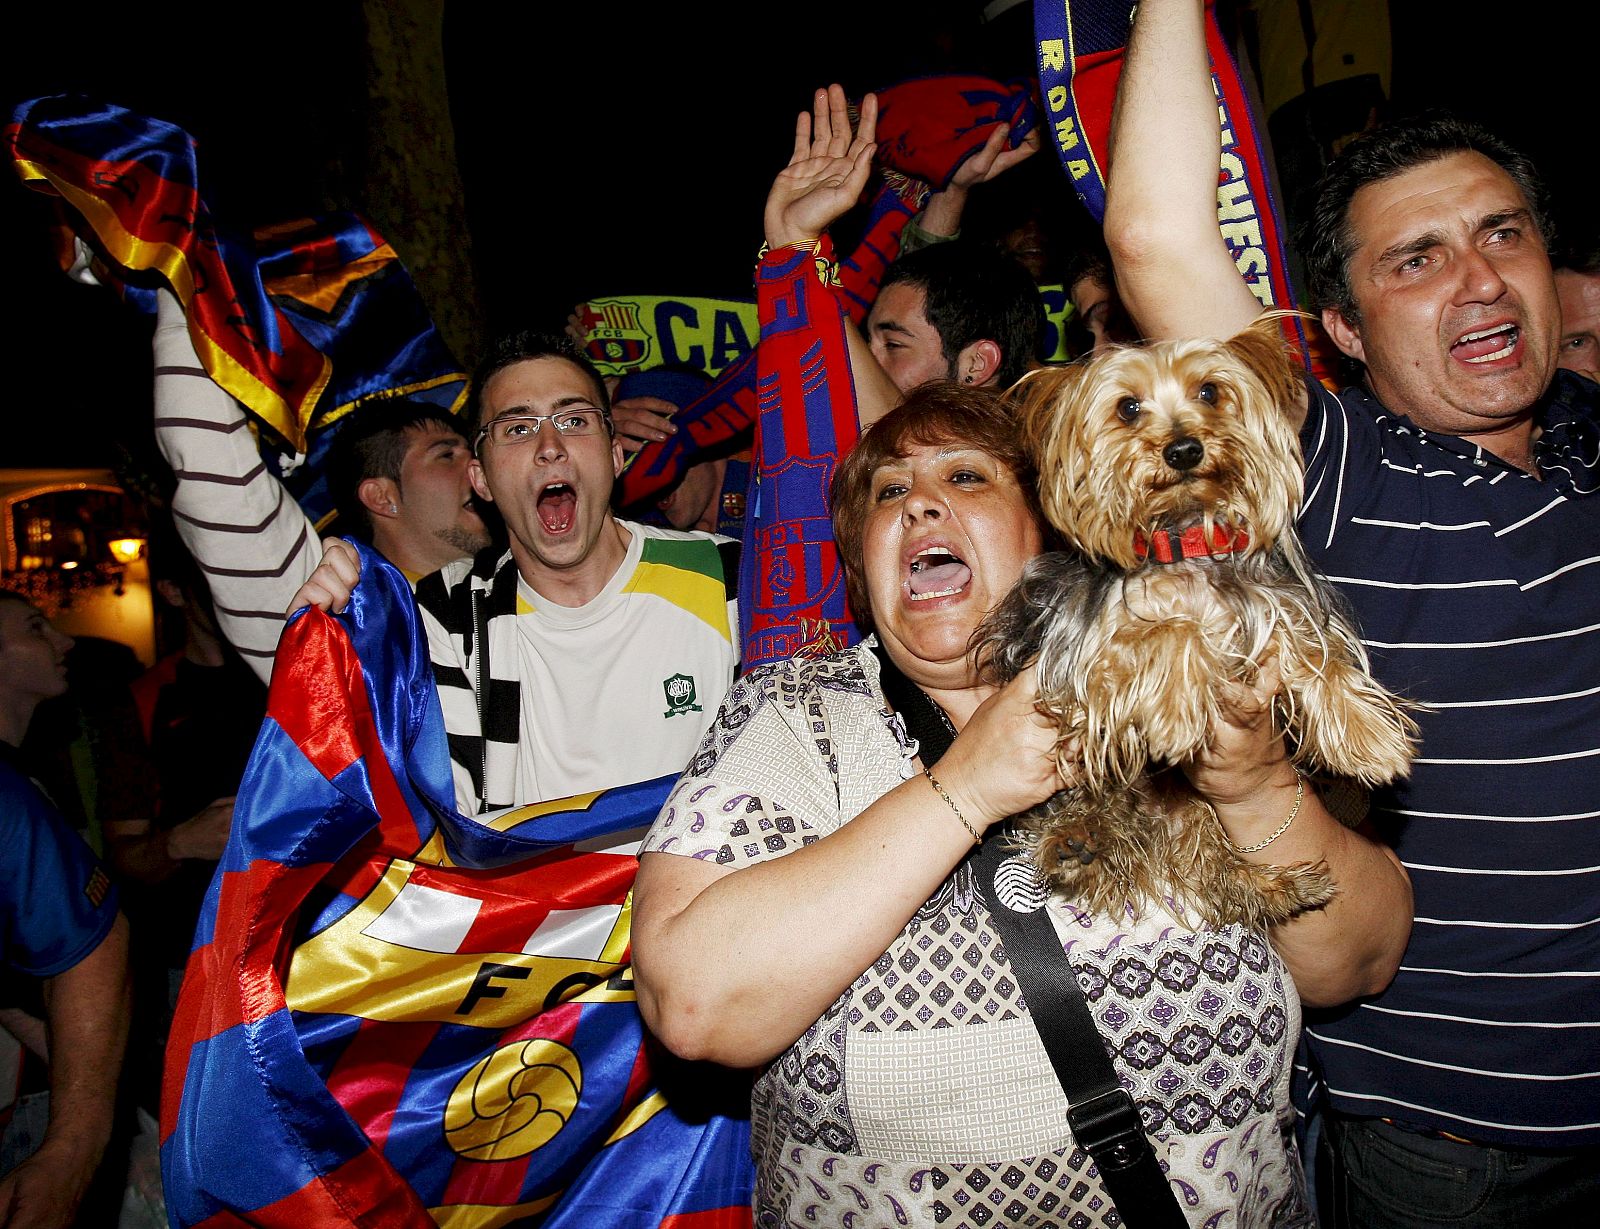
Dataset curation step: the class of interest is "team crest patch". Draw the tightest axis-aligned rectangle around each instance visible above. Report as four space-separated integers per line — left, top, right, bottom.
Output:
662 673 702 719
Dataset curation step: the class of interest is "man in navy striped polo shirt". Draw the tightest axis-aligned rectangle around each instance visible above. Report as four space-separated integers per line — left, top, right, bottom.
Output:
1101 2 1600 1223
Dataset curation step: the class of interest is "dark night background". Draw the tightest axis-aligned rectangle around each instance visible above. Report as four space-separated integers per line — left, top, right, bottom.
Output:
3 1 1592 473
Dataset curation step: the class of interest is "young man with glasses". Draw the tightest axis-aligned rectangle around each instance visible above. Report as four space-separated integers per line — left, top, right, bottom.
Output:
295 333 739 814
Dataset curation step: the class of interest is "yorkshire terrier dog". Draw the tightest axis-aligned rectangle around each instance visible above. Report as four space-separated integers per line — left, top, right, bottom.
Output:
977 315 1416 929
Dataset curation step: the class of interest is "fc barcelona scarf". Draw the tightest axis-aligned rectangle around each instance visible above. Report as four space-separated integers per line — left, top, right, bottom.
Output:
576 295 756 380
619 71 1042 518
739 240 861 670
616 175 920 514
7 95 467 526
1033 0 1314 359
160 541 753 1226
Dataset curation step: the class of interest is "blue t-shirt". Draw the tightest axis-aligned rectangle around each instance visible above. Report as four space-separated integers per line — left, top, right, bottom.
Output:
1297 370 1600 1147
1 760 119 979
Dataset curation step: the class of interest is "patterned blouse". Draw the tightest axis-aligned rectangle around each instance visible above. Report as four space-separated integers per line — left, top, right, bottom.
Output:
642 642 1313 1228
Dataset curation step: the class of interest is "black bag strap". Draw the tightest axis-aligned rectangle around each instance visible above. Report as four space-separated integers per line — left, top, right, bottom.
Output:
870 642 1188 1229
970 839 1188 1228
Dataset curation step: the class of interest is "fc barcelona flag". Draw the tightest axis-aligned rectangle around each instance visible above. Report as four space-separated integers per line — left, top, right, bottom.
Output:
6 95 467 525
160 541 753 1226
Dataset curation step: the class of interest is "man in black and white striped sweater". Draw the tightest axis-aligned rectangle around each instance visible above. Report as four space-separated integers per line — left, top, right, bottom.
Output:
1106 2 1600 1222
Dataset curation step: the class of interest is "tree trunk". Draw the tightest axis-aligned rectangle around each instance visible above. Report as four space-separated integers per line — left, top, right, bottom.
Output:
360 0 483 367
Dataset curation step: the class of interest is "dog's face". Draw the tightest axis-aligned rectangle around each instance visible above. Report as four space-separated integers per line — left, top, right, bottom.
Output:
1013 317 1307 570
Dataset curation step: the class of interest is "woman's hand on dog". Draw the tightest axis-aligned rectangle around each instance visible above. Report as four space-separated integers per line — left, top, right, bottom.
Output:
1183 658 1291 809
1184 659 1313 854
935 666 1077 831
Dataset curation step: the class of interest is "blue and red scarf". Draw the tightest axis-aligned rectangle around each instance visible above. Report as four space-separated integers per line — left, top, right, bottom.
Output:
1033 0 1315 361
620 73 1040 517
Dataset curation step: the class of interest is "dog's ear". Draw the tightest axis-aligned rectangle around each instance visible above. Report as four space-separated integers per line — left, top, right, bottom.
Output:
1002 361 1094 463
1226 313 1308 407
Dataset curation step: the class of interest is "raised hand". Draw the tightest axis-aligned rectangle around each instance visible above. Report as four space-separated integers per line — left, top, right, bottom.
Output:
954 121 1041 190
763 84 879 250
920 123 1042 239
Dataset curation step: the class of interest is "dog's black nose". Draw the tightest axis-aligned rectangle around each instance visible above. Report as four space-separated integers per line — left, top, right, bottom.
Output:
1163 436 1204 471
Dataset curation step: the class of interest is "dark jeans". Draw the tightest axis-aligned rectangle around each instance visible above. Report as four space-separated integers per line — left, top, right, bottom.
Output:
1318 1114 1600 1228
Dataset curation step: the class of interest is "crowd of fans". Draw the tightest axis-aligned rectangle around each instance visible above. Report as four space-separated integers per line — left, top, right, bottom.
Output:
3 2 1597 1225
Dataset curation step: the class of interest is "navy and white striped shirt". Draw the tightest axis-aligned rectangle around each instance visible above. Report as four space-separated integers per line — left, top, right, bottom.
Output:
1298 370 1600 1147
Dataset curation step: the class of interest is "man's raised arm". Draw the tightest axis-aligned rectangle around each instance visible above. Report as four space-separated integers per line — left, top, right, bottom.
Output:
154 290 322 683
1103 0 1263 341
762 85 902 428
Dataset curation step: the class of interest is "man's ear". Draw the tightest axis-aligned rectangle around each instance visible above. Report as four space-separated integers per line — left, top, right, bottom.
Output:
955 339 1005 387
1321 307 1366 364
611 435 626 479
467 457 494 503
358 476 401 520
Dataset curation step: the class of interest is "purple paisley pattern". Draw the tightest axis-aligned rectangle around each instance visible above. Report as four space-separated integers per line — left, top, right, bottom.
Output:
643 645 1314 1227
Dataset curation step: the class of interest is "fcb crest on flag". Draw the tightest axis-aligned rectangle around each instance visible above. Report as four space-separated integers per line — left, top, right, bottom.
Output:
160 541 753 1227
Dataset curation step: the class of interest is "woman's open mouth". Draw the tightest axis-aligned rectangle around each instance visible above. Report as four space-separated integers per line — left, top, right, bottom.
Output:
908 546 972 601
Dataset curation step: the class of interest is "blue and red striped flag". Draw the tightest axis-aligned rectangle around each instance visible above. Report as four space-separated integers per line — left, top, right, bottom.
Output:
6 95 467 526
160 541 753 1226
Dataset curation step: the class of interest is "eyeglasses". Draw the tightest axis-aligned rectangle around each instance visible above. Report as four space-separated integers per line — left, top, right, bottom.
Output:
474 409 609 451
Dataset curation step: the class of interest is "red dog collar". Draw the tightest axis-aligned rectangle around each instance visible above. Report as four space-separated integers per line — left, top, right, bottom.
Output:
1133 524 1251 564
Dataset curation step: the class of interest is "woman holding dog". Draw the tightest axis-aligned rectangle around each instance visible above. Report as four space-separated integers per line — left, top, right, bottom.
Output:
632 383 1411 1227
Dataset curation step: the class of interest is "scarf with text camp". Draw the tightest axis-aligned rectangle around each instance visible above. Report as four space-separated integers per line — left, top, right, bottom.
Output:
583 283 1077 399
1033 0 1315 362
160 541 753 1227
7 95 466 527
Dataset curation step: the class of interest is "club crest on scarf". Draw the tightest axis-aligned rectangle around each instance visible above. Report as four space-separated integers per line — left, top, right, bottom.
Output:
576 298 655 370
